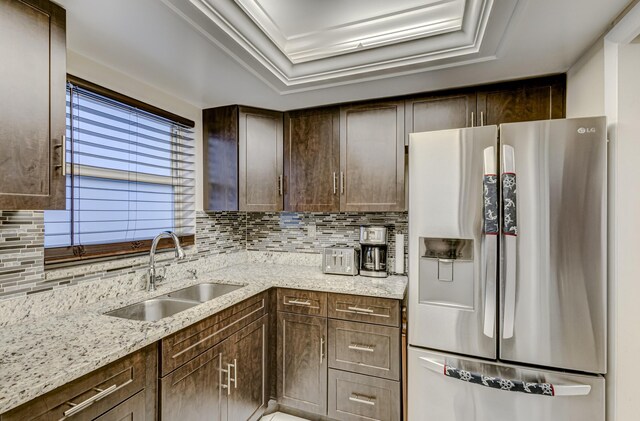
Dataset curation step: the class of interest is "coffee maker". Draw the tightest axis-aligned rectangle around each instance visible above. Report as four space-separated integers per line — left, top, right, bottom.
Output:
359 226 388 278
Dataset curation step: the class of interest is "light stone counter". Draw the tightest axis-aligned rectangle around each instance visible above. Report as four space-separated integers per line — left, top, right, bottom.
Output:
0 255 406 415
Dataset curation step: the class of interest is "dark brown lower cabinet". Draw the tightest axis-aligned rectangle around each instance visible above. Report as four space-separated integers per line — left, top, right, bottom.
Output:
276 290 403 421
227 314 269 421
160 342 226 421
160 314 269 421
0 346 157 421
277 311 328 415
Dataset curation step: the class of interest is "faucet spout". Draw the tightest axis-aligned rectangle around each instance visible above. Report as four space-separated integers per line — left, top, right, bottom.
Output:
147 231 186 292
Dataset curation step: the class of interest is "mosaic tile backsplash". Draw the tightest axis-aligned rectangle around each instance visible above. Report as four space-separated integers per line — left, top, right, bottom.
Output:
0 210 407 301
246 212 408 269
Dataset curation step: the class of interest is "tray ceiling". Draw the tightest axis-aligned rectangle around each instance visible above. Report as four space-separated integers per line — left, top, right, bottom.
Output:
165 0 520 92
233 0 466 63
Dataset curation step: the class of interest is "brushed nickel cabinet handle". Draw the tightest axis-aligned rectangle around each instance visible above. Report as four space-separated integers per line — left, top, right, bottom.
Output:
288 299 311 306
278 175 283 196
333 172 337 195
231 358 237 389
55 136 66 176
349 393 376 406
340 171 345 194
480 111 485 126
347 306 374 314
470 112 475 127
320 336 325 363
221 360 235 395
348 344 375 352
63 384 117 417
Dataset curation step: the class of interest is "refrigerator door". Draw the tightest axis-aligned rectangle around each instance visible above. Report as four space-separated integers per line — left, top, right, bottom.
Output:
408 126 498 359
408 346 605 421
499 117 607 374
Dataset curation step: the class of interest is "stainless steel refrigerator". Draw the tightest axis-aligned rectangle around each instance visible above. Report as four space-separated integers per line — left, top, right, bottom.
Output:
407 117 607 420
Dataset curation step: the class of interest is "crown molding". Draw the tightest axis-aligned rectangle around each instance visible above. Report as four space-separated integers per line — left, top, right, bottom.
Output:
161 0 520 93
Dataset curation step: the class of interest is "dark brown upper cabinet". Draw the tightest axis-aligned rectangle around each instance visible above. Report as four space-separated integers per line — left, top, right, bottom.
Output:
0 0 66 210
405 91 477 145
340 101 406 212
203 105 283 212
476 75 566 126
284 107 340 212
405 76 565 145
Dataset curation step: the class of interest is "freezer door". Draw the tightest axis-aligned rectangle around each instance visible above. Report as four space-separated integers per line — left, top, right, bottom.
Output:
408 347 605 421
408 126 498 359
499 117 607 374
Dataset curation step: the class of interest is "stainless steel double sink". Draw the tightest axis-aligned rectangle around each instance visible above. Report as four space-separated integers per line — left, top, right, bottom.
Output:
104 283 243 322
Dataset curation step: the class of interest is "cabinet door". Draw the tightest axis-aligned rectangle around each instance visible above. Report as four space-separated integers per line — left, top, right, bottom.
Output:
405 92 477 144
239 106 283 211
284 108 340 212
203 105 239 211
93 391 145 421
0 0 66 210
340 102 405 212
476 77 565 126
277 312 328 415
160 344 224 421
226 315 269 421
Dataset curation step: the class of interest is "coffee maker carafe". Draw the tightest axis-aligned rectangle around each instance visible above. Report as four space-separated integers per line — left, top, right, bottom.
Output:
359 226 388 278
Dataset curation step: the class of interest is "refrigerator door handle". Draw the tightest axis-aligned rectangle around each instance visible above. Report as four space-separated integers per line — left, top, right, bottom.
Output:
482 147 498 338
501 144 518 339
418 357 591 397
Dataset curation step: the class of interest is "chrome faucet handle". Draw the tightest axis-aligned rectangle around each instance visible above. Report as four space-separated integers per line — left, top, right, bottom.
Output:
157 267 167 282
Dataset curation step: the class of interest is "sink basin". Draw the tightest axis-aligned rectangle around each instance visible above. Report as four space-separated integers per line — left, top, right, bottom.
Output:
167 283 243 302
104 297 197 322
104 282 244 321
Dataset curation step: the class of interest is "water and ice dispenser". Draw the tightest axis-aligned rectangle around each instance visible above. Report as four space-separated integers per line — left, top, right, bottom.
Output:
419 237 474 309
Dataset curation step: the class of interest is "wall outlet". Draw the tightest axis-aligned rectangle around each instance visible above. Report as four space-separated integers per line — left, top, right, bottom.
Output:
307 224 317 238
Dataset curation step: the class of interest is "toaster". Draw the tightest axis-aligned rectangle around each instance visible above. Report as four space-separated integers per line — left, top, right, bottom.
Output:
322 247 359 276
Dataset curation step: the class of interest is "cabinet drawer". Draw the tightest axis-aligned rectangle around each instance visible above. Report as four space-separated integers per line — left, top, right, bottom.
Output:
328 294 400 327
328 369 400 421
328 319 400 380
93 391 145 421
3 346 153 421
161 292 267 376
277 288 326 317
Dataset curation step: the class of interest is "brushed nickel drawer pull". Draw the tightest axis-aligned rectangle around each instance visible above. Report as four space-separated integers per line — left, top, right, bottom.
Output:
348 343 375 352
347 306 374 314
349 393 376 406
288 299 312 306
63 384 117 417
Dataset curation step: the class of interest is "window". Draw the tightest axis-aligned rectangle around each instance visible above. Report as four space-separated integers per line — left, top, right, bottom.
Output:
44 77 195 263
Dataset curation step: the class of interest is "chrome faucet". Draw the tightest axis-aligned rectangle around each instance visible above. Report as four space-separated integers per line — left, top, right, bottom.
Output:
148 231 186 292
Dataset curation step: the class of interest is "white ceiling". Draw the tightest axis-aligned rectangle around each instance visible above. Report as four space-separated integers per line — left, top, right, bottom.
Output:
56 0 630 111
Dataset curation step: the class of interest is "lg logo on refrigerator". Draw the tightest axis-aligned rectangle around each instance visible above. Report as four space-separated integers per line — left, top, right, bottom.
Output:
577 127 596 134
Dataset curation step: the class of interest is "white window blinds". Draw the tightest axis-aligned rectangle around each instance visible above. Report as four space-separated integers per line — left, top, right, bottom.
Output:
44 82 195 260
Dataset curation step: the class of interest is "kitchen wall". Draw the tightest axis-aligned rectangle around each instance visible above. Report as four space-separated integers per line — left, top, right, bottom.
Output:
246 212 408 270
0 210 408 301
567 6 640 418
566 39 605 118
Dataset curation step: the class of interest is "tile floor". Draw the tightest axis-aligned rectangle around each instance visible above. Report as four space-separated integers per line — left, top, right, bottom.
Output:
260 412 309 421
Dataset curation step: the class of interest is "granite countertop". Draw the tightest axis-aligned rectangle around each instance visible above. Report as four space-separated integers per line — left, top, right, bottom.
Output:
0 262 407 414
